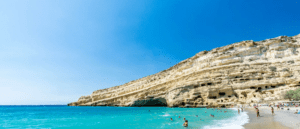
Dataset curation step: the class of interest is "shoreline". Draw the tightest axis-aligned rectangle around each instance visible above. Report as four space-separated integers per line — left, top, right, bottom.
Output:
243 107 300 129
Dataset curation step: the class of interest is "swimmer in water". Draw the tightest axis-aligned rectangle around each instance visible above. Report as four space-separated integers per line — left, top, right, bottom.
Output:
184 117 186 121
196 115 198 117
179 116 181 118
183 120 188 127
170 118 173 121
210 114 214 117
205 111 207 113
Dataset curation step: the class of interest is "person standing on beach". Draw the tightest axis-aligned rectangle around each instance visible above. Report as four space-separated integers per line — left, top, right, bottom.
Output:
256 108 260 117
271 107 274 115
241 108 243 112
238 108 240 114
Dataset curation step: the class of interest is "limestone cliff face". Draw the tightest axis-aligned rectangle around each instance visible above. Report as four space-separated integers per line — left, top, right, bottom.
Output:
69 34 300 107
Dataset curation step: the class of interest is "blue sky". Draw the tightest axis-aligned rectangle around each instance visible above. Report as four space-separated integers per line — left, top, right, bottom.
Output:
0 0 299 105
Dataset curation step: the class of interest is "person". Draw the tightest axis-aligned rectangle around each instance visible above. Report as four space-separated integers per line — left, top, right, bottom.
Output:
256 108 260 117
184 117 186 121
271 107 274 115
241 108 243 112
210 114 214 117
277 105 280 110
205 111 207 113
196 115 198 117
179 116 181 118
183 120 188 127
238 109 240 114
170 118 173 121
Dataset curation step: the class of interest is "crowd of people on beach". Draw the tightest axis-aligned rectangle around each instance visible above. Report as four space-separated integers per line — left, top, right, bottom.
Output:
251 103 300 117
166 104 300 128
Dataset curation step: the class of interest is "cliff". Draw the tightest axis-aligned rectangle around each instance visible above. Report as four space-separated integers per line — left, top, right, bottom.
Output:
69 34 300 107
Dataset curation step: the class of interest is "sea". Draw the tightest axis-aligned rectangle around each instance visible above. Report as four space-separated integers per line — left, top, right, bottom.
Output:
0 105 249 129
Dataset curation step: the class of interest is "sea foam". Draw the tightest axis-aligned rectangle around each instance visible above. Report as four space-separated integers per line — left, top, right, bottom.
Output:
203 108 249 129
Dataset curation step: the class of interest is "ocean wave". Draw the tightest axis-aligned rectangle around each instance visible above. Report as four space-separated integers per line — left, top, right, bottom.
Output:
203 110 249 129
160 113 171 117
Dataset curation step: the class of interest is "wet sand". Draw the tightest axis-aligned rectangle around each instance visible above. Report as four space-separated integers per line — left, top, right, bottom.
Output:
243 107 291 129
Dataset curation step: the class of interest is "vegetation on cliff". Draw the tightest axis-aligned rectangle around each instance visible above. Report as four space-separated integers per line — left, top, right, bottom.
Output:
285 88 300 101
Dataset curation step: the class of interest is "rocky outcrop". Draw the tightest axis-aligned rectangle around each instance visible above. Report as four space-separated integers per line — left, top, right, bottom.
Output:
68 34 300 107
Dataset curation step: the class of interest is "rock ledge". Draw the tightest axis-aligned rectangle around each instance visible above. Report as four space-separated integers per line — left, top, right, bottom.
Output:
69 34 300 107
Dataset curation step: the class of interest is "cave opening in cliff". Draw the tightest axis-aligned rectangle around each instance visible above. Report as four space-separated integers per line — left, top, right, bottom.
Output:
219 92 226 96
271 86 276 88
132 98 168 107
209 96 217 99
181 102 185 106
265 86 268 88
228 95 231 97
235 76 241 78
201 84 205 86
256 87 262 92
195 95 202 100
250 87 256 89
241 92 247 98
207 83 212 85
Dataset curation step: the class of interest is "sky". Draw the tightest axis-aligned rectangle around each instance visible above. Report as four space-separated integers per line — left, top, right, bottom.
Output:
0 0 300 105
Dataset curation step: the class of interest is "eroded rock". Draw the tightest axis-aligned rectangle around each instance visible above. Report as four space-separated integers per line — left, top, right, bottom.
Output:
69 34 300 107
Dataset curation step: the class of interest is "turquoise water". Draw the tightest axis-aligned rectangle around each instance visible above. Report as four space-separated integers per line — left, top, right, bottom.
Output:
0 106 248 129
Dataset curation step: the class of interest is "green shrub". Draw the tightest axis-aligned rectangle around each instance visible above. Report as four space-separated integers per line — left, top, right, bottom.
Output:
285 90 295 100
285 88 300 101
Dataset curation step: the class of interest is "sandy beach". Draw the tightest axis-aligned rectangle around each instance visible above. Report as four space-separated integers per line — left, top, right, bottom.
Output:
243 107 300 129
